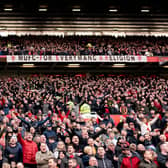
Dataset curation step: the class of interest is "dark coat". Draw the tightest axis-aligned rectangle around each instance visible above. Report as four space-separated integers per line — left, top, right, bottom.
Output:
157 153 167 168
138 160 157 168
4 143 22 163
106 150 118 168
43 130 57 140
47 142 57 153
82 154 91 167
96 156 114 168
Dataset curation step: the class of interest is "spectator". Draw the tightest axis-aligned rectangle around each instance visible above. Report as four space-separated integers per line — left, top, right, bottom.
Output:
43 123 57 141
16 162 24 168
53 141 66 158
68 158 79 168
17 128 38 168
47 136 57 153
106 141 118 168
2 163 10 168
120 103 128 115
4 135 22 164
157 142 168 168
96 146 114 168
72 136 82 153
17 113 50 132
57 151 66 167
138 150 157 168
82 146 94 167
136 144 146 160
39 135 49 151
87 156 98 168
135 113 160 135
60 144 84 168
118 142 140 168
87 138 96 156
35 143 53 168
48 158 58 168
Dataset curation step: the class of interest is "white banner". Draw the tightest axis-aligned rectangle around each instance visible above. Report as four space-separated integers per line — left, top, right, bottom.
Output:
6 55 147 63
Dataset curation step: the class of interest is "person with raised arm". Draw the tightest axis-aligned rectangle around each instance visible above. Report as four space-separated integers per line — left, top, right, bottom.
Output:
135 113 160 135
17 127 38 168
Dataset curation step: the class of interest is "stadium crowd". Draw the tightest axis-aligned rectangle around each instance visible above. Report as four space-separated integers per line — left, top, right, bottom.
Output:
0 74 168 168
0 36 168 56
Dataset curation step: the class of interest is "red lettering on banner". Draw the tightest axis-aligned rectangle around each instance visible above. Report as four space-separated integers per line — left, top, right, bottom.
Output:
56 55 59 61
40 56 42 60
99 56 103 60
105 55 108 60
12 55 15 61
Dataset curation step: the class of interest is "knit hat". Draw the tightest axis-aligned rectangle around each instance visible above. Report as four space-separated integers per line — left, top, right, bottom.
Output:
146 145 156 152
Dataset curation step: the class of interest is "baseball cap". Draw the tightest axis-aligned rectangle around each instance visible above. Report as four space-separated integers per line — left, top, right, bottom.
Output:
122 142 130 150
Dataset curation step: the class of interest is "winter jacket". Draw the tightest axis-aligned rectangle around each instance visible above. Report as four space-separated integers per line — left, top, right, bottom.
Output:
106 150 118 168
4 143 22 163
138 160 157 168
82 154 91 167
47 142 57 153
119 153 140 168
17 133 38 164
43 130 57 140
157 153 167 168
36 151 53 168
96 156 114 168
